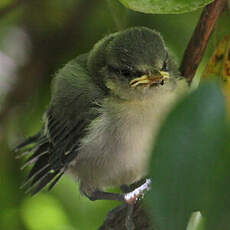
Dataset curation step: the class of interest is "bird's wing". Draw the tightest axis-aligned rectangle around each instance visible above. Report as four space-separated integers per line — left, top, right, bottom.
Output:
16 54 104 195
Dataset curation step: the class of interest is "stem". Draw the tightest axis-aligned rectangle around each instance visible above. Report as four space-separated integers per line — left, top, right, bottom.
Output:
180 0 226 83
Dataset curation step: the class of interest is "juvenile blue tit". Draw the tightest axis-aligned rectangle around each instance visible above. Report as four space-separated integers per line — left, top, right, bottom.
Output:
16 27 188 203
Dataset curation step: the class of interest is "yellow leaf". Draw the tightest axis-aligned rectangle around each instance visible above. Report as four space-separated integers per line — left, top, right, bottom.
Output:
202 35 230 111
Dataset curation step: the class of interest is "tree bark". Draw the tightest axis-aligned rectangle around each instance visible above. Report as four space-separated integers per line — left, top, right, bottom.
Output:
99 202 157 230
180 0 226 83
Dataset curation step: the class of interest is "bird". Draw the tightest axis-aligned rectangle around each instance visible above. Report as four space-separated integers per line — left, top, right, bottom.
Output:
16 26 188 226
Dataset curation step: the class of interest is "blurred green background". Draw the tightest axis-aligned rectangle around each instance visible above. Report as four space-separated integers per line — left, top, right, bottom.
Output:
0 0 229 229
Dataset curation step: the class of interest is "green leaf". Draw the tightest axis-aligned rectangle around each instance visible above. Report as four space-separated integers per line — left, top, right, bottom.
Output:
0 0 13 8
187 212 205 230
119 0 214 14
21 194 74 230
147 82 227 230
205 134 230 230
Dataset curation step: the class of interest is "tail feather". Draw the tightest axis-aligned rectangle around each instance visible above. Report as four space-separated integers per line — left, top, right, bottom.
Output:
48 171 65 191
20 143 49 170
20 155 50 189
21 149 64 196
15 133 41 152
30 170 60 195
25 166 52 194
15 118 75 194
15 147 34 159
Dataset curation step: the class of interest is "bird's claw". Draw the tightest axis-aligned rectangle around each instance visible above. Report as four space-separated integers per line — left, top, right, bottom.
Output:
124 179 152 204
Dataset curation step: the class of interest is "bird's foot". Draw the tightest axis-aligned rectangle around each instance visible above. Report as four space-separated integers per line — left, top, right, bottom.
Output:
123 179 152 230
124 178 152 205
89 179 151 230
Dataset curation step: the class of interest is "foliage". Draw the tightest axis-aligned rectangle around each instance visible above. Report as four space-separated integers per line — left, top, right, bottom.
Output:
202 35 230 110
0 0 229 230
119 0 214 14
148 82 230 230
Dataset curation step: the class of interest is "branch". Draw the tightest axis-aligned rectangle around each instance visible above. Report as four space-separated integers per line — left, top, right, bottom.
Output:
179 0 226 83
99 202 156 230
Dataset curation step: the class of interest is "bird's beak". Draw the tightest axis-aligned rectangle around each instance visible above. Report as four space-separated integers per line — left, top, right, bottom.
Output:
130 71 170 88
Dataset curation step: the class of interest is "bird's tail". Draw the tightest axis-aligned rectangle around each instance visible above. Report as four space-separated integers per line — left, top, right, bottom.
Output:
15 131 65 195
15 133 41 154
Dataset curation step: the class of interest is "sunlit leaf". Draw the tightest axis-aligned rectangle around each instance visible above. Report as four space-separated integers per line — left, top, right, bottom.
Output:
21 194 75 230
0 0 13 8
202 35 230 110
204 137 230 230
118 0 214 14
186 212 205 230
147 83 226 230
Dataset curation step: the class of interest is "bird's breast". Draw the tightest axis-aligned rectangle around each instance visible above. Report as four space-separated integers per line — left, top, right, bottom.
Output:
72 83 187 193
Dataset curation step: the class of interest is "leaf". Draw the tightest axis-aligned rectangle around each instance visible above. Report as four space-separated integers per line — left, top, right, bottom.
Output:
186 212 205 230
202 35 230 111
0 0 13 8
21 194 73 230
204 136 230 230
118 0 214 14
147 82 227 230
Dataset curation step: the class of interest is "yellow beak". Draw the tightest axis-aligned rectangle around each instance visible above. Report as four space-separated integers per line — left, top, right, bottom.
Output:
130 71 170 88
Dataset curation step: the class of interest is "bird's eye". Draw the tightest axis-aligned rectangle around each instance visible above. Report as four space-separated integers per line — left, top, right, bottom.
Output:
108 66 132 77
108 65 142 79
161 60 168 71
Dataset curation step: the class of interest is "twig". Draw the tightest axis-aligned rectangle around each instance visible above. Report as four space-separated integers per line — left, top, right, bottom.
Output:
99 202 155 230
179 0 227 83
0 0 24 18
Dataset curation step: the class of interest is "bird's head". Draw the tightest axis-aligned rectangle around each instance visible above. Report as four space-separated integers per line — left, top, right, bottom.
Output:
88 27 181 100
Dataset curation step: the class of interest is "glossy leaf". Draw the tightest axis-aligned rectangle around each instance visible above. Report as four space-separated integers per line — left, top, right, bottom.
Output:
204 134 230 230
147 82 227 230
202 35 230 111
21 194 73 230
118 0 214 14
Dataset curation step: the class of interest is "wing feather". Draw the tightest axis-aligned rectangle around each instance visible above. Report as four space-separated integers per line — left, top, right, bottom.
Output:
16 53 103 194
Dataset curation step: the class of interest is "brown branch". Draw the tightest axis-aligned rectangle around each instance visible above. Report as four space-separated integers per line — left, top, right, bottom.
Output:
179 0 226 83
0 0 24 18
99 202 156 230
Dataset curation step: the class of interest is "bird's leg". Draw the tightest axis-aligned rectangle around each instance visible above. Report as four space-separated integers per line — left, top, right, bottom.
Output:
88 179 152 230
88 190 132 229
99 179 152 230
88 190 124 202
124 178 152 204
88 179 151 203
